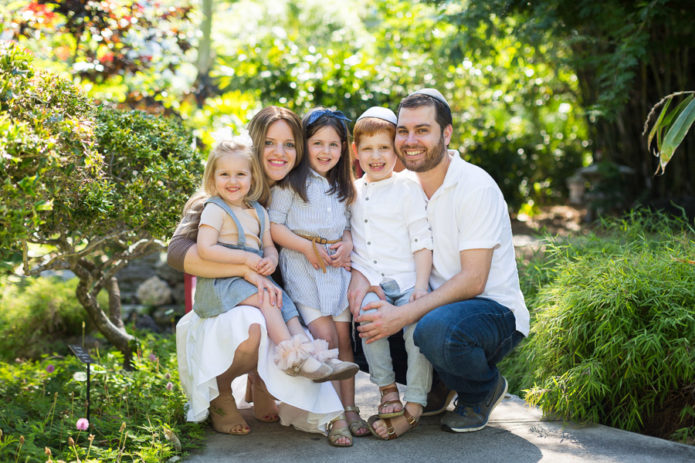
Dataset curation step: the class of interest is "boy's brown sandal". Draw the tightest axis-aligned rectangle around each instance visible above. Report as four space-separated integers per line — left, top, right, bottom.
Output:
377 384 404 418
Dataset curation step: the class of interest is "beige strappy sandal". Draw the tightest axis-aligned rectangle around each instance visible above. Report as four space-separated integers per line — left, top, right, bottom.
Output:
344 405 369 437
326 414 353 447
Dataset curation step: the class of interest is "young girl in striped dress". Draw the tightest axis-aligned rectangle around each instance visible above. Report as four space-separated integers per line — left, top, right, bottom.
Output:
269 108 368 446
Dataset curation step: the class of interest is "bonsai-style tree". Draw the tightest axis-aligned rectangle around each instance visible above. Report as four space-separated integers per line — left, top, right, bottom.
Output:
1 43 203 367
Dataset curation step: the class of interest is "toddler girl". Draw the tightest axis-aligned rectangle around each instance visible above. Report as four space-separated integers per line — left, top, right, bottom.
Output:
180 135 354 383
269 108 367 446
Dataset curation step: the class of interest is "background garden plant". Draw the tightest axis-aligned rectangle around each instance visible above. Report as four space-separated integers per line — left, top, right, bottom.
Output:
501 210 695 442
1 43 203 366
0 331 204 462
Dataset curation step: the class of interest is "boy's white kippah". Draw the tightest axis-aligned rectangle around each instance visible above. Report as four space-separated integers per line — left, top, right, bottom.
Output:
410 88 450 110
356 106 397 125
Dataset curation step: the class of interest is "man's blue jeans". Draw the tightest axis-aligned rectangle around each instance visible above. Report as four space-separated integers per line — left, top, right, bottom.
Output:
413 297 524 406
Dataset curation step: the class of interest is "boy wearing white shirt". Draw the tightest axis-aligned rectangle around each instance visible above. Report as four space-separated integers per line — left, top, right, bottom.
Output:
349 107 434 435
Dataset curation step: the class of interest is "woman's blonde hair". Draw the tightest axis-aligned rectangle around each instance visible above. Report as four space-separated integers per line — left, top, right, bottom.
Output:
179 136 264 239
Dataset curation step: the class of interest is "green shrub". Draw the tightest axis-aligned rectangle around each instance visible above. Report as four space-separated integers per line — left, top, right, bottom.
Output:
0 332 204 462
0 276 105 362
0 43 203 364
505 210 694 441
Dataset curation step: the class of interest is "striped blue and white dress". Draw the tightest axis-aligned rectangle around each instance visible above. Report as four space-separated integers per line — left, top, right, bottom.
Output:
268 170 351 317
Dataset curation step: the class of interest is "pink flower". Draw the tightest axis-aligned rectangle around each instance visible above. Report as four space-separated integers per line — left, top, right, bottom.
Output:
46 364 55 373
148 354 157 362
76 418 89 431
166 382 173 391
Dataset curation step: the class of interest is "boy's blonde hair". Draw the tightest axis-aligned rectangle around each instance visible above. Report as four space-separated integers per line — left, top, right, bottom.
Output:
179 136 264 239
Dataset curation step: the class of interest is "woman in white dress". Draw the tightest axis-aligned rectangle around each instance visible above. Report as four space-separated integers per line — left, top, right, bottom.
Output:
169 106 356 446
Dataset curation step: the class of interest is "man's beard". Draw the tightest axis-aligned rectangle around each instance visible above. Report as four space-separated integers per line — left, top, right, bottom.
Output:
398 135 447 173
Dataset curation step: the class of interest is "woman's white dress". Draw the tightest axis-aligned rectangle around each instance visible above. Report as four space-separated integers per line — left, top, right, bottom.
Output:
176 305 343 434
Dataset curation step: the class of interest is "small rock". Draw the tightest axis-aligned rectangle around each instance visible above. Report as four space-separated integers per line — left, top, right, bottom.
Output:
136 276 172 307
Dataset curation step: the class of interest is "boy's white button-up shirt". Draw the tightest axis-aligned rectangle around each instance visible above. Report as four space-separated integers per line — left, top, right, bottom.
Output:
427 151 529 336
350 171 433 291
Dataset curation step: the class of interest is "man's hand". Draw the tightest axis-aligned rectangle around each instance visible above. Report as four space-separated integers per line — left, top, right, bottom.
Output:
356 300 406 343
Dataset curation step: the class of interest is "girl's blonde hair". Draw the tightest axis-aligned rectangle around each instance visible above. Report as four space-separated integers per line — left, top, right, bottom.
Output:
179 136 264 240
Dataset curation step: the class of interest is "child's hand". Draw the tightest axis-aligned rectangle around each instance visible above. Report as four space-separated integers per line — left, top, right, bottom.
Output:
302 240 331 271
244 252 262 270
256 256 277 276
409 288 428 302
328 240 352 269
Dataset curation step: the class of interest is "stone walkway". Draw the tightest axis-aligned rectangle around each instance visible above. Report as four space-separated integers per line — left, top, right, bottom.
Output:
183 372 695 463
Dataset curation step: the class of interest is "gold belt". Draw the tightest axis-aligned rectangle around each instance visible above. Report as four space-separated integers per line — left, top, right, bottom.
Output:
295 233 340 273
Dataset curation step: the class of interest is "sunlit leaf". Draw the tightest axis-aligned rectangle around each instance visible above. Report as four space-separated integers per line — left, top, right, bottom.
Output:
658 97 695 174
647 96 670 150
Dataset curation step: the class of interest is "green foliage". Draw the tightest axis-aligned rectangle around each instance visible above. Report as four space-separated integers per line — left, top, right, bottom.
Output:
503 210 695 440
0 275 105 362
644 91 695 174
0 43 203 361
430 0 695 205
93 105 204 239
1 41 202 263
0 333 204 462
0 42 100 257
202 0 587 210
2 0 197 107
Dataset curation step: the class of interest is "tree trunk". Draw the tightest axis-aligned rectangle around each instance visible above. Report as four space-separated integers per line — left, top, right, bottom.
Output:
73 263 136 370
106 275 125 330
194 0 215 106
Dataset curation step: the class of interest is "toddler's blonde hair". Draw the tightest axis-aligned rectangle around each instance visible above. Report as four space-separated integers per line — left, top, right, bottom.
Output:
179 136 264 239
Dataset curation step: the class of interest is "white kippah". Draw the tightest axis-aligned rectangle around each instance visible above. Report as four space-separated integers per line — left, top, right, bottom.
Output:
410 88 450 109
356 106 397 125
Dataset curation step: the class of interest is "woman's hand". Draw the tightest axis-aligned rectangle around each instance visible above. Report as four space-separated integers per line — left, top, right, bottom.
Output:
329 240 352 270
244 269 282 308
244 252 262 271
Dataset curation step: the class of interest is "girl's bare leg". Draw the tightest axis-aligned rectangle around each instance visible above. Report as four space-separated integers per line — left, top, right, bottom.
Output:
335 321 368 436
210 324 261 434
307 317 351 446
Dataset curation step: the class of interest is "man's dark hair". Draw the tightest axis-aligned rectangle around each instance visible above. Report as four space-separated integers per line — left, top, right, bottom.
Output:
397 93 452 131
